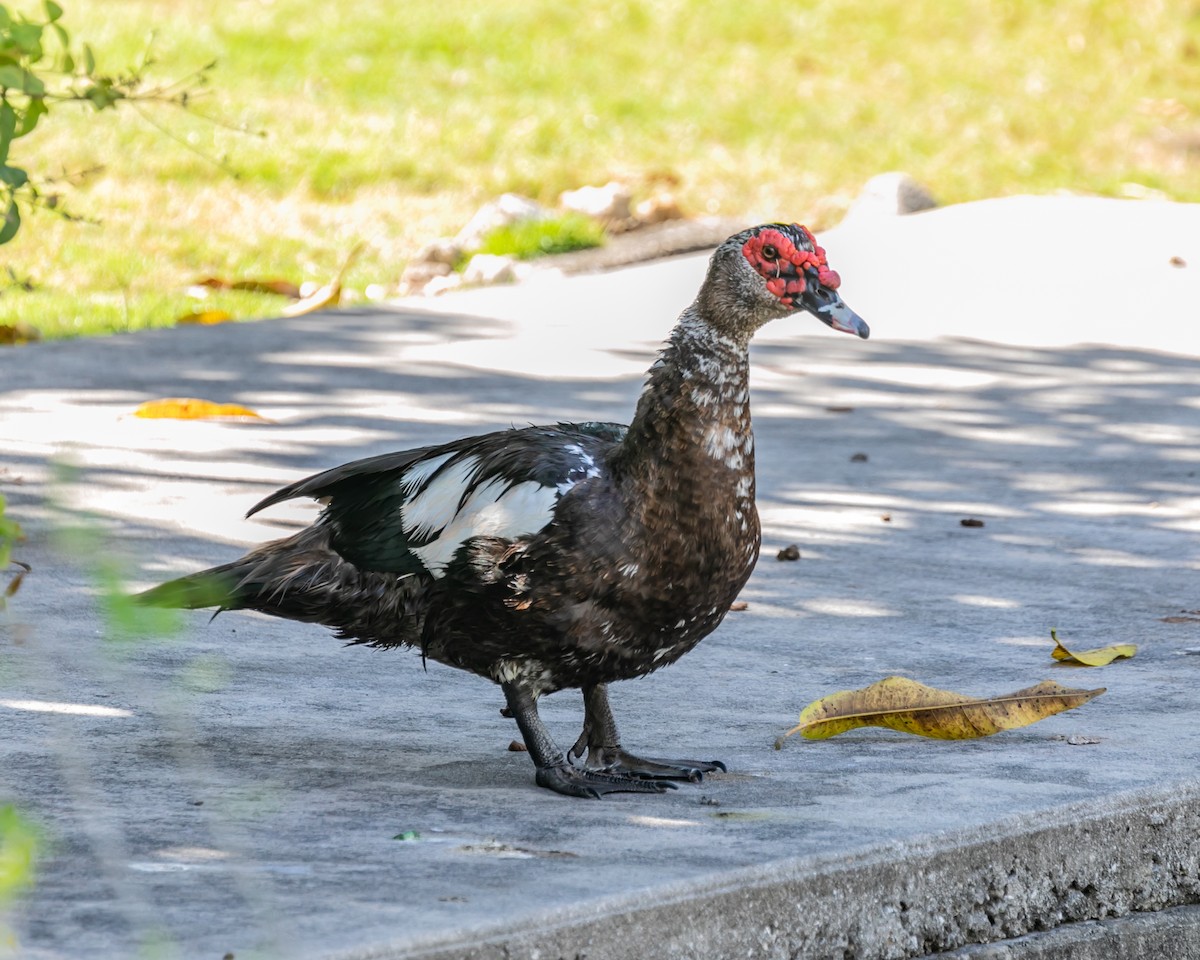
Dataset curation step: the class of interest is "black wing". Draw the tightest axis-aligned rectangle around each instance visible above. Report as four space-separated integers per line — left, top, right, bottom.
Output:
246 422 626 575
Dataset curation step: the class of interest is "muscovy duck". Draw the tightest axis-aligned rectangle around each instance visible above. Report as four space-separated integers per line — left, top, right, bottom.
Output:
139 223 869 798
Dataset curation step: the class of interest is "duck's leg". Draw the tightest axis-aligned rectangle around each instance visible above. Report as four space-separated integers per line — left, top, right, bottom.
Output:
502 681 673 799
571 684 726 782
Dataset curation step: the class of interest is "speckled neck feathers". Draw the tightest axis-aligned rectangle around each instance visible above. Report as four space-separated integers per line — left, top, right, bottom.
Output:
616 308 755 488
604 306 761 642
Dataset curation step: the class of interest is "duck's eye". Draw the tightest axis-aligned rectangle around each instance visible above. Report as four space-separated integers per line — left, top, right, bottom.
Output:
761 244 778 260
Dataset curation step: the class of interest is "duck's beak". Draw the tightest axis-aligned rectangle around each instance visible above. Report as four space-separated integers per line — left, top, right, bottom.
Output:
802 282 870 339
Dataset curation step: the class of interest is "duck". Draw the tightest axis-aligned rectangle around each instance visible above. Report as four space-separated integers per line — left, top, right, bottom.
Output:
138 223 869 798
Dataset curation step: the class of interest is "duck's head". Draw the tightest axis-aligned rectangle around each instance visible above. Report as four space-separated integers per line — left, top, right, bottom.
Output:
698 223 869 342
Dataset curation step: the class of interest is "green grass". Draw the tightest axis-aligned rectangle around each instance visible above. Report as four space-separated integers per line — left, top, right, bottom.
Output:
472 214 606 262
2 0 1199 340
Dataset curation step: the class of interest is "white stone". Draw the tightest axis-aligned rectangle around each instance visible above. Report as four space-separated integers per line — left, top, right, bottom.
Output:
559 181 632 223
422 274 464 297
841 172 938 225
461 254 517 286
455 194 549 250
414 237 463 266
634 192 684 225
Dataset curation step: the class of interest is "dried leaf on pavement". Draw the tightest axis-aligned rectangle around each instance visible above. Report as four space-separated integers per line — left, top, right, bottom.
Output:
175 310 234 326
1049 628 1136 667
775 676 1105 747
132 398 267 421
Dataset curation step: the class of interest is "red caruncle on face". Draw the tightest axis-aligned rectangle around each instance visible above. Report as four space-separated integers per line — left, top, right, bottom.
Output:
742 225 841 306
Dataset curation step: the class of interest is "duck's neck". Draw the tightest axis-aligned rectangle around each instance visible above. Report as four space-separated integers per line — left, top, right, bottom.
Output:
614 309 755 485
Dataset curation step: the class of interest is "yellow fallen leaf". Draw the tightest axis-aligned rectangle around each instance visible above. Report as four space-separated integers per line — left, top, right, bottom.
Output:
1049 628 1137 666
775 676 1104 746
0 322 41 345
175 310 234 326
281 242 364 318
133 398 267 421
280 282 341 317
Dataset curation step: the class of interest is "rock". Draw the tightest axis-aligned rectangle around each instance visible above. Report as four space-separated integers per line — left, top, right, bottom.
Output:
422 274 464 297
559 181 632 223
399 259 452 296
455 194 549 250
414 237 463 267
461 253 517 286
634 192 685 225
842 172 938 224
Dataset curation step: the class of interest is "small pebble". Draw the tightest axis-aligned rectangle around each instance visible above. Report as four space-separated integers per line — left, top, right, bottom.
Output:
507 740 528 752
880 514 892 523
777 544 800 561
1169 255 1187 268
960 518 985 528
850 452 869 462
729 601 749 612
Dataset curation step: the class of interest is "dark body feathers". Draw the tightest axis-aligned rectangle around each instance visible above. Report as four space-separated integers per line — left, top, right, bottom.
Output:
139 223 867 797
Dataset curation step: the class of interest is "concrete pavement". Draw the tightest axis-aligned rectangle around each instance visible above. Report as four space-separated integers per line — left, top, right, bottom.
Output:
1 195 1199 958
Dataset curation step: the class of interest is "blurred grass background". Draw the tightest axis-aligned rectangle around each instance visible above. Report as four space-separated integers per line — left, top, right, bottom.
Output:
3 0 1199 339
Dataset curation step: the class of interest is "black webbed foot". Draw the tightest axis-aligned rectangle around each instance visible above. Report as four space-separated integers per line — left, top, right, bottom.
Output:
503 681 680 799
536 763 677 799
572 684 728 784
581 746 726 783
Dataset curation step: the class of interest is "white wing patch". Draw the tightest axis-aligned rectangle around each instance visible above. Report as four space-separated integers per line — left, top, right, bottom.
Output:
398 444 602 578
400 451 455 492
402 455 477 540
410 478 558 576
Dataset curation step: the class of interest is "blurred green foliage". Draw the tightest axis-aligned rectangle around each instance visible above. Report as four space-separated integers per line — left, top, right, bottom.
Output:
0 805 38 902
0 1 209 248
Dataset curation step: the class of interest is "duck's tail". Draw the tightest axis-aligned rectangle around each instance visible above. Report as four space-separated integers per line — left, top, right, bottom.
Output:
135 526 428 649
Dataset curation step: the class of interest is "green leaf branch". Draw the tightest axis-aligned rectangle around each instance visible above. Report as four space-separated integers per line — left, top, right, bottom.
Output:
0 1 214 244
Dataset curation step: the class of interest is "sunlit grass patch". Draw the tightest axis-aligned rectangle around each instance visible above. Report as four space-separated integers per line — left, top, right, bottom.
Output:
1 0 1196 340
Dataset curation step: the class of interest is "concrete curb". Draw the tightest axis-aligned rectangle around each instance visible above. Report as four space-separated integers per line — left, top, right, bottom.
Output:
934 904 1200 959
341 781 1200 959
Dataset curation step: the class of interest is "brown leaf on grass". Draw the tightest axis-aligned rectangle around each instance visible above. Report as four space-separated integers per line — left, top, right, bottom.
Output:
774 676 1104 747
1049 628 1136 667
193 277 302 298
281 243 364 318
133 398 267 421
175 310 234 326
0 323 41 345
